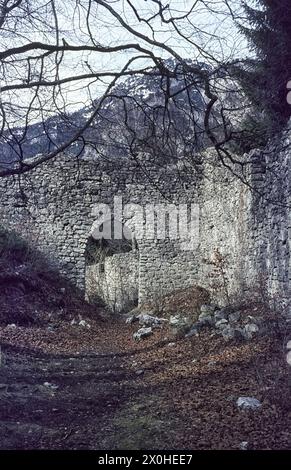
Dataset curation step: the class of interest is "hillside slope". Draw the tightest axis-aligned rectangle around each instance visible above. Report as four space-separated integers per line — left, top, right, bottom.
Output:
0 226 103 326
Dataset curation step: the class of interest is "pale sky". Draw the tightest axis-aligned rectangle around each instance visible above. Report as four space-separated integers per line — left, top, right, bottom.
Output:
1 0 249 120
59 0 248 109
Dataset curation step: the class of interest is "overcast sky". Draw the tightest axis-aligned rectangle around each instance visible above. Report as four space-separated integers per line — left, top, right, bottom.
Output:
1 0 249 120
56 0 248 108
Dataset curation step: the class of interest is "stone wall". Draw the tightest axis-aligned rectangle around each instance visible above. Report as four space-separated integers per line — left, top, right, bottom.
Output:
197 158 252 303
251 145 291 303
0 154 201 309
85 251 139 312
0 139 290 312
196 145 291 306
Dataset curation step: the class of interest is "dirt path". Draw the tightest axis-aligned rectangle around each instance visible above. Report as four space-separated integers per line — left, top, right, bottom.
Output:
0 319 290 450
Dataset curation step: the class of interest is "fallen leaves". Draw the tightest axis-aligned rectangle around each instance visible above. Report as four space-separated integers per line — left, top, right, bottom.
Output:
0 315 290 450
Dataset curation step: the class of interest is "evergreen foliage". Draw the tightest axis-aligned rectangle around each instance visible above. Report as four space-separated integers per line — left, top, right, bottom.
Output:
236 0 291 145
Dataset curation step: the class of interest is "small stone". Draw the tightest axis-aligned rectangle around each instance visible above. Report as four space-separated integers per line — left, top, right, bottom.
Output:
135 369 144 376
138 313 166 327
246 315 258 324
239 441 249 450
244 323 259 339
286 350 291 365
171 325 190 339
125 315 137 324
215 318 228 329
185 327 199 338
214 310 228 322
228 311 241 323
198 314 214 326
221 325 235 341
167 342 176 347
198 311 212 320
43 382 59 391
286 340 291 350
226 395 235 402
234 328 246 340
217 306 234 317
133 327 152 341
169 314 189 327
169 315 192 338
79 320 91 329
200 304 217 316
237 396 262 410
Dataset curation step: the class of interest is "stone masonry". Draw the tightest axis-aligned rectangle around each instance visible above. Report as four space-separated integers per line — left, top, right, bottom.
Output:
0 139 290 312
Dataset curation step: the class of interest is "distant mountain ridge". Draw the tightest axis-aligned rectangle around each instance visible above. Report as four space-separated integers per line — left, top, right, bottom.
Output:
1 59 239 167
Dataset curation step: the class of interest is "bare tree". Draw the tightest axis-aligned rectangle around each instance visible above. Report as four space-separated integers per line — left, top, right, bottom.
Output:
0 1 255 178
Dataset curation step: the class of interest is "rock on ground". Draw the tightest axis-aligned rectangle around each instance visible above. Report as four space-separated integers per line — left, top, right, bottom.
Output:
236 397 262 410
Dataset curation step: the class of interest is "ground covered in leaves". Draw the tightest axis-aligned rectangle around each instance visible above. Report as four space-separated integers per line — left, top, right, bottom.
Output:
0 314 290 450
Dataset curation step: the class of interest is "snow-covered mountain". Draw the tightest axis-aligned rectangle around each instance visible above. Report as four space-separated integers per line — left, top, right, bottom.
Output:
0 59 242 166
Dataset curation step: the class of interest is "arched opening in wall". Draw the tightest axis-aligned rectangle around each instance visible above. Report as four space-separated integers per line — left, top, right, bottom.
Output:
85 219 139 313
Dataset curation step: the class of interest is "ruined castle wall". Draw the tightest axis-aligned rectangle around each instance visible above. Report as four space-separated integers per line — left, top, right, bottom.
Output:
85 251 139 312
0 155 201 308
138 238 199 305
196 146 291 306
252 146 291 303
197 159 252 303
0 140 290 310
